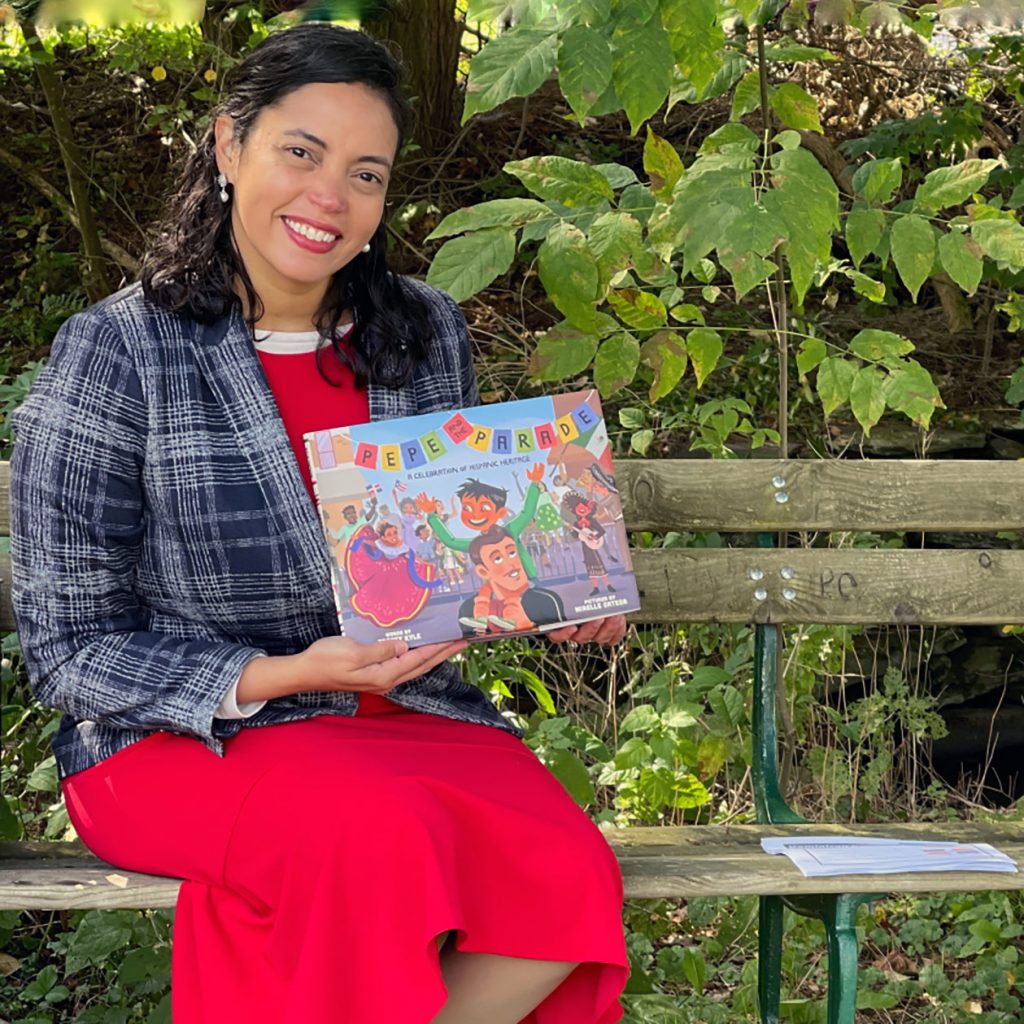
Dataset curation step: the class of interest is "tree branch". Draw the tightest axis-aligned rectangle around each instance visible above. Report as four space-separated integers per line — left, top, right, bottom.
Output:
0 144 140 276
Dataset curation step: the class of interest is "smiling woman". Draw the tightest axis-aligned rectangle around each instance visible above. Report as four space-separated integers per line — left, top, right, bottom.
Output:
9 20 628 1024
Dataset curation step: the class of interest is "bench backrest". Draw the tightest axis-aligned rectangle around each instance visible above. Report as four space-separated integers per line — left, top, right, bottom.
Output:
1 459 1022 632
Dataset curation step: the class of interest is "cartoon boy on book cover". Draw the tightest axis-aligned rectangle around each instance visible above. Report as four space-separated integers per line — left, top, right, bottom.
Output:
457 526 565 636
416 462 546 578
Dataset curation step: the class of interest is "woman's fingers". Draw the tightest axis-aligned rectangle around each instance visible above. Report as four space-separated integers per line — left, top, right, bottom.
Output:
545 615 627 647
389 640 468 687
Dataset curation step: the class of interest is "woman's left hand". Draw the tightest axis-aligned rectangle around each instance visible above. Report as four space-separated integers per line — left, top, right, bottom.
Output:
546 614 627 647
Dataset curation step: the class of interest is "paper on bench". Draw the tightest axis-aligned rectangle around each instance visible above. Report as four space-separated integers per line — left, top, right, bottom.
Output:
761 836 1019 877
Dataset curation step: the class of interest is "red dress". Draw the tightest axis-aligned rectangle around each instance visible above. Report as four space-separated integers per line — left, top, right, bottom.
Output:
61 335 628 1023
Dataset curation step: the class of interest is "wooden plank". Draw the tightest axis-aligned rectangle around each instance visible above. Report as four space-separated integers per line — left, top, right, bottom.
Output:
616 459 1024 532
628 548 1024 625
4 824 1023 908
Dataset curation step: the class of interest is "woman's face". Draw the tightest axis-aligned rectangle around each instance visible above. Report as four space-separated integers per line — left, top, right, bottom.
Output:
215 81 399 302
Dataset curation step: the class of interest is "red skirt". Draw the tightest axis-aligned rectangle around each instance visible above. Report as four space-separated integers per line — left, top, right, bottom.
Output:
62 693 628 1023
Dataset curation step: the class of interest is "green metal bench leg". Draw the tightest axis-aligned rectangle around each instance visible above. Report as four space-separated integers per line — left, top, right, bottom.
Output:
822 893 869 1024
757 895 784 1024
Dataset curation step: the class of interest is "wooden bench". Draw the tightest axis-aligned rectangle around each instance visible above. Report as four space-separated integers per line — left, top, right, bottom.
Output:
3 457 1024 1024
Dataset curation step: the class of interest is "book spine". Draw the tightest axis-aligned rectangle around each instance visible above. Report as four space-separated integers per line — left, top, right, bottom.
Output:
303 434 346 632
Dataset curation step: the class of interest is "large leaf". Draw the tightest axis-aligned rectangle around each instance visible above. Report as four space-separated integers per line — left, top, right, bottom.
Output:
529 322 599 381
426 228 516 301
426 198 551 240
607 287 668 329
547 749 596 806
913 158 999 212
845 206 885 269
938 230 984 295
816 355 856 416
538 222 600 328
763 147 840 303
659 0 724 97
768 82 822 133
594 331 641 396
641 329 688 400
463 25 559 122
883 361 944 429
848 328 914 367
716 203 785 297
890 213 935 301
731 69 762 119
610 13 675 132
505 154 615 206
796 337 827 377
558 25 613 124
971 218 1024 271
558 0 611 24
686 327 723 387
644 126 683 199
587 210 644 286
849 365 887 434
851 158 902 205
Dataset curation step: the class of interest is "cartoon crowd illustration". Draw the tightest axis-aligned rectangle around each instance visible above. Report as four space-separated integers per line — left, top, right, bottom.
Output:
317 397 634 641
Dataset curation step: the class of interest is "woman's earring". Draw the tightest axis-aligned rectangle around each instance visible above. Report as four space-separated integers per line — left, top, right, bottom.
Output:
216 173 229 204
361 242 371 253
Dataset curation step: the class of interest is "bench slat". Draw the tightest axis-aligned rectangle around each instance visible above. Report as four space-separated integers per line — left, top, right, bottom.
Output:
4 824 1023 909
617 459 1024 532
629 548 1024 625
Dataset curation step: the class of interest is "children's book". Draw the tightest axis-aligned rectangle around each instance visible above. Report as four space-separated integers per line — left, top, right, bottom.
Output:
304 389 642 646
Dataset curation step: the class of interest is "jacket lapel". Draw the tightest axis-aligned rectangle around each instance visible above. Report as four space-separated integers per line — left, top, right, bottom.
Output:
191 310 334 599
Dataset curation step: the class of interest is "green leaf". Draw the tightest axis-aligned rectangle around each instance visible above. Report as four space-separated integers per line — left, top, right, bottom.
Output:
845 207 885 269
848 328 915 366
641 329 688 400
849 365 887 434
426 228 517 301
619 182 657 224
630 428 655 454
731 69 762 120
768 82 822 133
594 331 641 396
700 120 760 154
717 203 785 297
620 703 660 732
686 327 723 388
547 749 596 806
816 356 857 415
644 126 683 199
659 0 725 97
938 230 984 295
529 323 600 380
696 734 730 776
65 911 135 974
796 337 826 377
463 26 559 122
763 147 840 303
610 14 675 133
672 773 711 809
913 158 1000 212
852 158 903 205
764 37 837 62
593 162 638 189
883 361 944 429
971 218 1024 270
505 154 615 206
538 222 600 329
849 270 886 303
558 0 611 24
670 303 705 324
426 198 551 240
682 947 708 993
588 210 644 285
608 287 668 329
558 25 613 124
890 214 935 301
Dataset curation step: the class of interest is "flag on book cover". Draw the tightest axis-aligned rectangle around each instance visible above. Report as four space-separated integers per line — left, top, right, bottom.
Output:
366 482 382 496
394 481 408 492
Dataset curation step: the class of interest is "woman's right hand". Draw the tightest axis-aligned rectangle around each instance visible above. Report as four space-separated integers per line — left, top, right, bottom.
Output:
235 636 467 704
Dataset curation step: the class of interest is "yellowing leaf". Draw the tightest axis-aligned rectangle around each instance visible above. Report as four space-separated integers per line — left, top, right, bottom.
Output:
850 365 886 434
769 82 822 133
641 329 687 401
151 65 167 81
816 356 856 416
594 331 641 396
686 327 723 388
644 126 683 198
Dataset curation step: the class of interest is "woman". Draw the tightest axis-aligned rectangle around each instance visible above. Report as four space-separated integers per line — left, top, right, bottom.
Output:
9 22 628 1024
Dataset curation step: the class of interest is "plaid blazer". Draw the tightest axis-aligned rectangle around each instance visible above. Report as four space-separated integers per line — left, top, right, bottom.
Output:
10 279 521 779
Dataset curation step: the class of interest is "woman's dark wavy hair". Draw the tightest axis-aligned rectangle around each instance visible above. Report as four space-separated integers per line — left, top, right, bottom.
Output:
140 23 428 389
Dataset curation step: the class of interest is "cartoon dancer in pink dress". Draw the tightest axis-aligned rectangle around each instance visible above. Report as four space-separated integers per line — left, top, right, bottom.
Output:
345 521 443 627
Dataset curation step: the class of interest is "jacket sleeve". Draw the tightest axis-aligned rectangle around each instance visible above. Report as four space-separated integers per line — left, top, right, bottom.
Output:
9 309 265 742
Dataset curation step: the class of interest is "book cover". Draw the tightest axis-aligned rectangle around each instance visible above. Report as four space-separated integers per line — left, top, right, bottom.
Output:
304 389 641 646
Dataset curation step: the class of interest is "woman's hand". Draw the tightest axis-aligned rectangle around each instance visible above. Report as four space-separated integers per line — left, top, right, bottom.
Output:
236 637 467 703
546 614 627 647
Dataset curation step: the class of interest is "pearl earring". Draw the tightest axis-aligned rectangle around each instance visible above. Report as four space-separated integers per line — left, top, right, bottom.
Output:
216 173 229 204
361 242 371 254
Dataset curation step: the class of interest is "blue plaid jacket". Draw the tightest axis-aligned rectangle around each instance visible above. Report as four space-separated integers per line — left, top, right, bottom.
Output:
10 279 521 779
